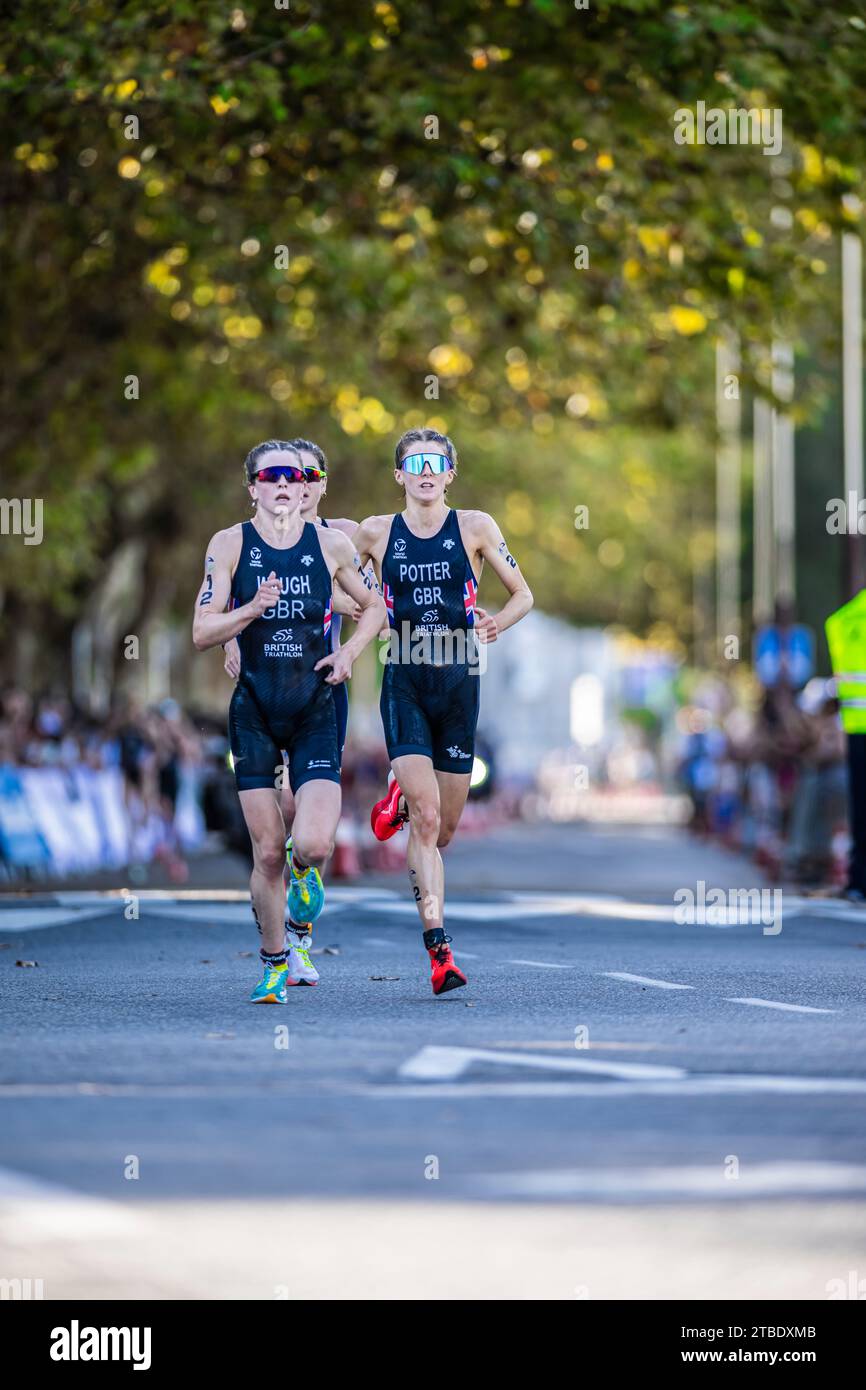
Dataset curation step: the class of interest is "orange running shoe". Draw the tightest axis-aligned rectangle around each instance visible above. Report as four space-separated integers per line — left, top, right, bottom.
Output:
424 929 467 995
370 778 409 841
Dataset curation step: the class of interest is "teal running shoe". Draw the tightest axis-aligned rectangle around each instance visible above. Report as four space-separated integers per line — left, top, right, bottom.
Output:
287 858 325 925
250 961 289 1004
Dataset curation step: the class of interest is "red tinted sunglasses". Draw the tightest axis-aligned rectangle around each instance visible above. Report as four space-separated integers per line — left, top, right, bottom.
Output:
254 465 306 484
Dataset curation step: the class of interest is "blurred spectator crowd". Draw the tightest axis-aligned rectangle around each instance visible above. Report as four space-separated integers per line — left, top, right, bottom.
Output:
0 685 401 883
677 677 848 887
0 686 214 881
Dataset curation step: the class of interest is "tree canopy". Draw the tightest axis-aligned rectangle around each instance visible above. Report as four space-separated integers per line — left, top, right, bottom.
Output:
1 0 864 686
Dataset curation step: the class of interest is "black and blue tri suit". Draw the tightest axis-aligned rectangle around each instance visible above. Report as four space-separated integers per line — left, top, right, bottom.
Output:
228 520 340 792
320 517 349 756
379 507 480 774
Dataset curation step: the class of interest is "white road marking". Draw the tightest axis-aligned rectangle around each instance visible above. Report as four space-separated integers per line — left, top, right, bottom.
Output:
0 1165 143 1241
0 1083 297 1098
509 893 680 922
365 936 397 947
49 887 399 905
508 958 572 970
604 972 693 990
398 1045 685 1083
725 997 836 1014
373 900 513 921
12 886 866 924
0 905 118 931
364 1074 866 1100
473 1161 866 1200
371 895 674 923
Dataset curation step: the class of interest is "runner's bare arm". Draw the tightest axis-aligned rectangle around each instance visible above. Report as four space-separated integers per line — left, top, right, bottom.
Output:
469 512 533 640
321 518 371 619
353 515 392 634
192 530 277 652
353 515 390 580
329 530 386 636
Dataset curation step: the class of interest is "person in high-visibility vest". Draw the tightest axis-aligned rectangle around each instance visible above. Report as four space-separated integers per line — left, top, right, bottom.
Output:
825 590 866 899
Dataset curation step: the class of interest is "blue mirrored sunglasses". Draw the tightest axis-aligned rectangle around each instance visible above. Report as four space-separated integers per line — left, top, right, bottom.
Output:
400 452 452 475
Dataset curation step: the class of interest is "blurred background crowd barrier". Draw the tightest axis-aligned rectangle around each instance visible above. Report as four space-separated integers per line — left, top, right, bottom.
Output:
0 610 852 891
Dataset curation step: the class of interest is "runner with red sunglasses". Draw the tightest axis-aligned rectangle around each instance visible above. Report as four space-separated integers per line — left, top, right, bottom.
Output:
355 428 533 995
193 440 384 1004
222 439 361 985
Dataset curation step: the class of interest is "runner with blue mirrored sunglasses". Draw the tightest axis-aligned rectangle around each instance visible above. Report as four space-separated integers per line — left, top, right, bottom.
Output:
399 452 454 476
354 428 534 997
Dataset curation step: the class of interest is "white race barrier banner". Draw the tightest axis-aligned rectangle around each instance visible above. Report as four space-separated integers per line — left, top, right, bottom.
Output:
0 765 52 871
0 763 206 878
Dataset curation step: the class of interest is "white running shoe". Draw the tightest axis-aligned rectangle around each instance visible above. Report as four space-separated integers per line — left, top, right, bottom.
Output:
285 924 319 986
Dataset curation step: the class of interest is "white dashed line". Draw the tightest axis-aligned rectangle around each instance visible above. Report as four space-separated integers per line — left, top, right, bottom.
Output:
603 972 693 991
508 959 572 970
725 997 836 1014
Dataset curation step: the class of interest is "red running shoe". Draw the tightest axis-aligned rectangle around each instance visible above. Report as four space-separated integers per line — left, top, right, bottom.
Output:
370 778 409 841
427 934 467 996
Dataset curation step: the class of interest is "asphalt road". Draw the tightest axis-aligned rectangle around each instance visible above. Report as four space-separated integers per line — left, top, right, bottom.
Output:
1 822 865 1299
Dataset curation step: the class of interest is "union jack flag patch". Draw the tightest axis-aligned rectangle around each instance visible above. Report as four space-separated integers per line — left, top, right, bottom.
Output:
463 576 477 626
383 581 395 627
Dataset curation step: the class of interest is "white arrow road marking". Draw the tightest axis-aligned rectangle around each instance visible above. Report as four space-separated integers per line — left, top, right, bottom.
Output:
398 1045 685 1082
364 1074 866 1100
725 997 836 1014
604 972 693 990
472 1162 866 1200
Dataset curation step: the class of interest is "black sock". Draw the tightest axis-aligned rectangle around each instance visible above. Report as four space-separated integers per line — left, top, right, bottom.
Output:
423 927 447 951
260 948 288 967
